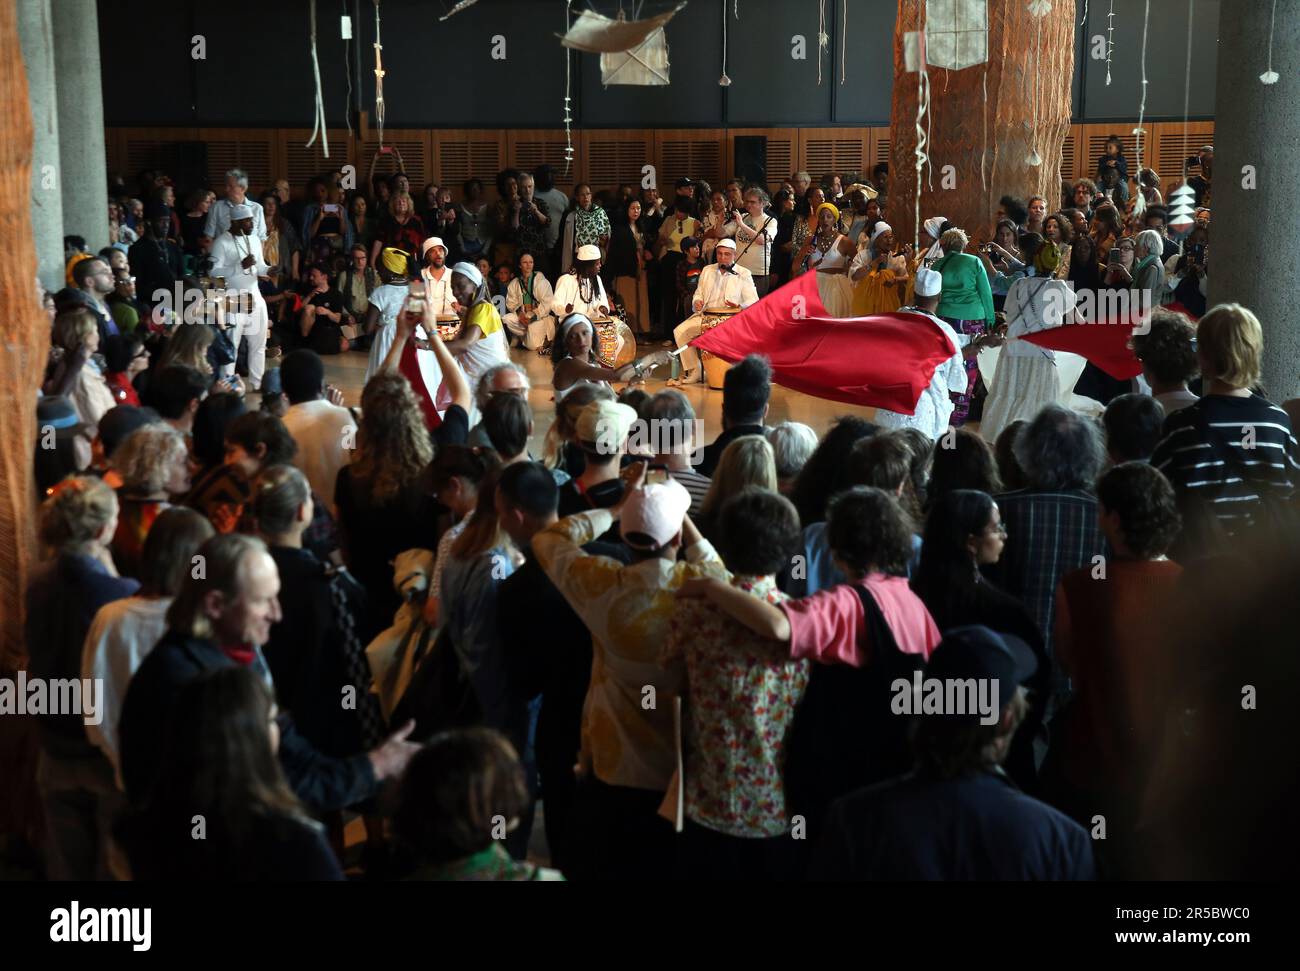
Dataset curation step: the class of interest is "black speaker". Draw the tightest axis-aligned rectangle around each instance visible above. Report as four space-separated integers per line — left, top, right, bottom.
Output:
734 135 767 186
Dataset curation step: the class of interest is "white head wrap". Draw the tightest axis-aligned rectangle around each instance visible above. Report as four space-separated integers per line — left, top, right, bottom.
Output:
451 261 483 287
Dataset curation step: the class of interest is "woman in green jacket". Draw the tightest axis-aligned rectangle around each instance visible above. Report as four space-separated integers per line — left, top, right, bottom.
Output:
931 227 996 425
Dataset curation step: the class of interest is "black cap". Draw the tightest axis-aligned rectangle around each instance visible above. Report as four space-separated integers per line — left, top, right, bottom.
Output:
97 405 161 457
675 177 694 189
923 625 1037 721
145 201 172 221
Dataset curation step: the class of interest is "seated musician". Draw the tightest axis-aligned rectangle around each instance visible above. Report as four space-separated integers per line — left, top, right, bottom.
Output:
667 238 759 388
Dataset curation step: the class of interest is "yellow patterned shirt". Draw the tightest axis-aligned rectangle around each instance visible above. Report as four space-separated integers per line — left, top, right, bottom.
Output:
533 509 727 792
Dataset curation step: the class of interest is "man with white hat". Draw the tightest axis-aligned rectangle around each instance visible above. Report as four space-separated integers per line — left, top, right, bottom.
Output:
533 458 727 880
872 266 992 440
555 399 638 523
419 237 458 316
552 244 611 320
667 237 759 387
209 203 271 390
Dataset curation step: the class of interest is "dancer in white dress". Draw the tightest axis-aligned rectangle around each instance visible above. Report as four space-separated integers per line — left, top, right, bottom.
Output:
795 202 856 317
980 240 1078 443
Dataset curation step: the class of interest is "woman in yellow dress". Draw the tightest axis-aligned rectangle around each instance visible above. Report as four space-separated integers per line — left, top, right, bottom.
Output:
850 223 912 316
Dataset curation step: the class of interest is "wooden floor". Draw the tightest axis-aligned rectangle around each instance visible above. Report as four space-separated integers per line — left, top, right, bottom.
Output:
321 340 878 451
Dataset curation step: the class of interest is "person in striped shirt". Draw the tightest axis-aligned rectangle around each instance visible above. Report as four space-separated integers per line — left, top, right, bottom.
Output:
1150 303 1300 544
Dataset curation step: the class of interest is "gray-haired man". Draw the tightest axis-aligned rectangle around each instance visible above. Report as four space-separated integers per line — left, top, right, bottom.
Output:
205 168 267 241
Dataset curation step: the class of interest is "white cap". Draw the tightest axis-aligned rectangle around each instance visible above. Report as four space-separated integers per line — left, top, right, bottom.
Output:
576 244 602 262
621 479 692 549
576 400 638 456
230 204 253 220
422 237 447 255
715 238 737 251
914 267 943 298
451 261 483 287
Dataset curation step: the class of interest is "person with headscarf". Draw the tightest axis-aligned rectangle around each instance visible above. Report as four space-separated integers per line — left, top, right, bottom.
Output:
551 313 670 397
932 227 997 426
441 262 511 426
979 238 1079 443
793 202 857 318
850 222 912 316
364 247 414 383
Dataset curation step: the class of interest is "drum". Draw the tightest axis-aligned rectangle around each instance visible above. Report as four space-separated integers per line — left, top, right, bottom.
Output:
435 313 460 342
592 319 637 371
699 307 740 390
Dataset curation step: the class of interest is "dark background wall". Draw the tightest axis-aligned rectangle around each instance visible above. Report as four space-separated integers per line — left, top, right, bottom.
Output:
99 0 1217 128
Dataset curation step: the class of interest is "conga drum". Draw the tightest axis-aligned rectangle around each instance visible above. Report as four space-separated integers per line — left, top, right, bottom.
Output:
700 306 740 390
592 317 637 370
435 313 461 343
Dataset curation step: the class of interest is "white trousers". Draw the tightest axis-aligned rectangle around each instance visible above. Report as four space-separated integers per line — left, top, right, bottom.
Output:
503 312 556 350
223 290 269 390
673 313 706 380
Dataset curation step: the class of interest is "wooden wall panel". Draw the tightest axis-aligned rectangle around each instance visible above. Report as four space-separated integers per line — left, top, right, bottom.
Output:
725 128 795 193
506 131 578 192
655 130 725 195
276 129 355 192
357 134 434 193
582 130 653 193
434 130 507 192
798 128 871 183
1151 121 1215 185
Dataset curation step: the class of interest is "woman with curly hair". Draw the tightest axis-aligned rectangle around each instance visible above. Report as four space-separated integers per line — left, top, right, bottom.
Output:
109 422 192 578
334 370 443 620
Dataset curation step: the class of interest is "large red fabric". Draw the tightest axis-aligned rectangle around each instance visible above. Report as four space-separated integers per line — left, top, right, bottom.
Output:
689 272 958 414
1017 301 1201 382
397 339 443 431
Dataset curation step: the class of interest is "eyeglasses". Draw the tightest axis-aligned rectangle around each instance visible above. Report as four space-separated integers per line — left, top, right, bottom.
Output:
986 521 1008 536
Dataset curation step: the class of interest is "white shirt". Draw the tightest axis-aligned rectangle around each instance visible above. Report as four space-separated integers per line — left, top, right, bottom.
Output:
209 231 268 293
282 399 357 509
506 272 555 318
722 210 778 277
420 265 458 316
204 196 267 240
365 283 411 381
81 596 172 783
872 310 968 440
1002 273 1078 359
692 263 759 312
552 272 611 319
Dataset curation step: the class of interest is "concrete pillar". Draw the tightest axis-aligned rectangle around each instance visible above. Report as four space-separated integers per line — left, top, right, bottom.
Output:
17 0 64 292
50 0 108 252
1208 3 1300 402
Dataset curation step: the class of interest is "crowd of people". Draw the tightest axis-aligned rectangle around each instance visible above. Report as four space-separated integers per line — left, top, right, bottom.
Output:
17 132 1299 882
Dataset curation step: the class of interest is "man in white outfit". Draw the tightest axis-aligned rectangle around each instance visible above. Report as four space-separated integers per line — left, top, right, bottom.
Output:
552 244 612 319
420 237 458 316
209 204 270 390
668 238 759 386
872 268 980 440
502 251 556 350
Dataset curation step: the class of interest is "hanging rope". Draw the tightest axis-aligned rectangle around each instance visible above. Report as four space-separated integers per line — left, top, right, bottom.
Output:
980 66 987 191
720 0 732 85
1079 0 1088 28
1104 0 1115 86
1180 0 1194 187
564 0 574 171
817 0 827 85
1027 7 1043 167
305 0 330 157
913 2 930 250
342 0 353 136
840 0 847 85
372 1 387 149
1130 0 1150 218
1261 0 1280 84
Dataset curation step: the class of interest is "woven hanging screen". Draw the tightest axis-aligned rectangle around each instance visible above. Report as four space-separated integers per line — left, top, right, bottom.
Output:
925 0 988 70
560 2 686 53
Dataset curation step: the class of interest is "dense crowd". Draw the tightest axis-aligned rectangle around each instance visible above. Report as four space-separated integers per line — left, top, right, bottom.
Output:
16 138 1300 881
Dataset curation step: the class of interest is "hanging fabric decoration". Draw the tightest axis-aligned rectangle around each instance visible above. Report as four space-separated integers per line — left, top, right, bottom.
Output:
563 0 574 171
559 2 687 52
601 27 672 85
1104 0 1115 85
1025 1 1050 167
373 0 386 150
1261 0 1280 84
1129 0 1150 221
306 0 330 157
439 0 481 20
720 0 732 86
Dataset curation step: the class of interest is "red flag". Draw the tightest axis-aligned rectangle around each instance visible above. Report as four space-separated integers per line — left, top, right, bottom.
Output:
1018 321 1143 380
689 273 957 414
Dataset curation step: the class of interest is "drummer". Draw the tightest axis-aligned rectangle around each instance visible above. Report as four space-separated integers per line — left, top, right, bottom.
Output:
420 236 458 316
552 243 612 320
667 238 759 387
502 249 557 352
443 261 512 425
550 313 672 397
